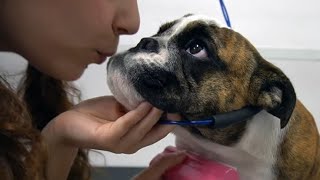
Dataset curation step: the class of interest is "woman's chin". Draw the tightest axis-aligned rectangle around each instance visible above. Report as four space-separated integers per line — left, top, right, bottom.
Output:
44 67 84 81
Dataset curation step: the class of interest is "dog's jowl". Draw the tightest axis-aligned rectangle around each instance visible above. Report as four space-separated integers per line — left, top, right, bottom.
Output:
107 14 320 180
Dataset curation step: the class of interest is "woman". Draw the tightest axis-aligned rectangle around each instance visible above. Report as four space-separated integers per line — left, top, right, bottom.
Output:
0 0 185 179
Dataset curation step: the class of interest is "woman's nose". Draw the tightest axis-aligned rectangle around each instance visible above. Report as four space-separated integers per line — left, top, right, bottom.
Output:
113 0 140 35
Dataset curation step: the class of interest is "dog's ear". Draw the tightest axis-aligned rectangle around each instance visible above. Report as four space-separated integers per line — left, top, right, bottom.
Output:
249 59 296 128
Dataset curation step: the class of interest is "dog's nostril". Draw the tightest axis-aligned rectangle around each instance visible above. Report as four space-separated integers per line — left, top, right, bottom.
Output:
136 38 159 53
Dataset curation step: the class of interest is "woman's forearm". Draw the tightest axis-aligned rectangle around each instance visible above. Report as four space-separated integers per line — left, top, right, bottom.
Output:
42 119 79 180
46 142 78 180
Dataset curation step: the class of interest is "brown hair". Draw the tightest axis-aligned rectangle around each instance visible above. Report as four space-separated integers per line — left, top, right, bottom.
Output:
0 64 91 179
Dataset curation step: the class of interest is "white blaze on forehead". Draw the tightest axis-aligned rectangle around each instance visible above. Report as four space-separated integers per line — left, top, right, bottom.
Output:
169 14 225 39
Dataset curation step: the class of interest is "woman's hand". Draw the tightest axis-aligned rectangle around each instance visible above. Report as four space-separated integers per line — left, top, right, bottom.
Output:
42 96 179 180
133 150 187 180
44 95 177 153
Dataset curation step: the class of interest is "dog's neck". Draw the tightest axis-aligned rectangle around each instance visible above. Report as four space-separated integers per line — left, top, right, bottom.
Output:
174 110 288 180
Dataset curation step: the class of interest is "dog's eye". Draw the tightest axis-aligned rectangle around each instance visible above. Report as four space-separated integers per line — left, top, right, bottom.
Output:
186 41 208 58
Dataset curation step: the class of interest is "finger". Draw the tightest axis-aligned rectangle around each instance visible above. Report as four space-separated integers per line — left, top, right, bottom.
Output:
135 125 176 150
92 102 152 150
149 148 187 166
132 151 186 180
149 151 187 174
166 113 182 121
111 102 152 138
122 107 163 143
137 108 163 132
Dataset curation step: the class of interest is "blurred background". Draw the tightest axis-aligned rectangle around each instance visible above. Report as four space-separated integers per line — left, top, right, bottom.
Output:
1 0 319 179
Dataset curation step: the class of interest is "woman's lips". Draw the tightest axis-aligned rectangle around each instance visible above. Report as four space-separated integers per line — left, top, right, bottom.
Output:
95 51 114 64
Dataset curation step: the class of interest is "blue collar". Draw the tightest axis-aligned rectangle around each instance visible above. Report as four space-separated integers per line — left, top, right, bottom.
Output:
158 106 262 128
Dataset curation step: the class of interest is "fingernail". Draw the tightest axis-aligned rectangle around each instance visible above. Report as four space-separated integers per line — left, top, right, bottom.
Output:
167 113 182 121
172 150 187 157
140 102 152 108
153 107 163 113
175 150 187 154
174 152 188 162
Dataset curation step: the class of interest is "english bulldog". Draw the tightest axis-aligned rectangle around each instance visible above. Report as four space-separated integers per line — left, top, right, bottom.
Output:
107 14 320 180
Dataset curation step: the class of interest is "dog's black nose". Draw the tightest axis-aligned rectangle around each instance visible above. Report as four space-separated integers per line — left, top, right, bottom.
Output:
136 38 159 53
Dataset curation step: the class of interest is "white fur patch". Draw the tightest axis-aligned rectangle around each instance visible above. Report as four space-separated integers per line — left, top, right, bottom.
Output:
169 15 225 39
127 49 170 70
107 67 144 110
174 111 288 180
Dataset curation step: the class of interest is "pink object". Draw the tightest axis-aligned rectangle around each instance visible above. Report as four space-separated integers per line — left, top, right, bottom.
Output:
152 146 239 180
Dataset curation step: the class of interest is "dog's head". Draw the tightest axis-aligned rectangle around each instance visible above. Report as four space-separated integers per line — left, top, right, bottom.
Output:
107 14 296 145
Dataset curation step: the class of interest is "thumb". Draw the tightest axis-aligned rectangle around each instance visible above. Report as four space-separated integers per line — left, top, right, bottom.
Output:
132 152 186 180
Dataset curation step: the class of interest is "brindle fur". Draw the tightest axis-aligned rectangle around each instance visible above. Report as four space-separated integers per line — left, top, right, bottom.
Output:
276 101 320 179
207 24 320 179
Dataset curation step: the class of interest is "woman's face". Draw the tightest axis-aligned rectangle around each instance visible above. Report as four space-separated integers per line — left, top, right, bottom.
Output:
2 0 140 80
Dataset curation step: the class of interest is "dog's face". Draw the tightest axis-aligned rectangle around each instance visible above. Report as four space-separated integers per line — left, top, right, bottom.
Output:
107 14 296 145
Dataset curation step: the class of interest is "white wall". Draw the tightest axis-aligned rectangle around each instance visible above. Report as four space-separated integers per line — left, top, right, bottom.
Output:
1 0 319 168
120 0 320 49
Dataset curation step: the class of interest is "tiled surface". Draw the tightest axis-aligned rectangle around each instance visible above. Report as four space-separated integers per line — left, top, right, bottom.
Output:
92 167 143 180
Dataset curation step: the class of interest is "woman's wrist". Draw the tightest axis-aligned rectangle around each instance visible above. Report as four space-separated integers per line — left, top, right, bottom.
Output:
42 114 79 180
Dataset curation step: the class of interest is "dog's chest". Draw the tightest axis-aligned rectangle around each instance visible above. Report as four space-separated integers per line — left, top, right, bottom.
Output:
174 111 287 180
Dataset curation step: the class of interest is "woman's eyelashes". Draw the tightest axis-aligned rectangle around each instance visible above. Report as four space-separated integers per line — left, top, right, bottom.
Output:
185 40 208 59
